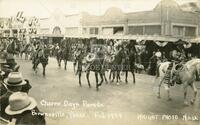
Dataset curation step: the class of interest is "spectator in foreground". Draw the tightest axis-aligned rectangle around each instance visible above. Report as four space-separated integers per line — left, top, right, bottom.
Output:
5 92 46 125
0 72 32 120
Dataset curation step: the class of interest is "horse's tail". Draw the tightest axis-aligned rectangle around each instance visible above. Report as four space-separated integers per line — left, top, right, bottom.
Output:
156 64 161 78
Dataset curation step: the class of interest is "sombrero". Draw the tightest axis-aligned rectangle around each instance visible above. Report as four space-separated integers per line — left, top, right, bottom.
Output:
110 55 115 62
86 53 96 62
155 52 161 58
4 72 27 86
5 92 37 115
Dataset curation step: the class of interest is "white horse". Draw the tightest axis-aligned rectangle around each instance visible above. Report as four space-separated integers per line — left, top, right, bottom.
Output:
156 58 200 105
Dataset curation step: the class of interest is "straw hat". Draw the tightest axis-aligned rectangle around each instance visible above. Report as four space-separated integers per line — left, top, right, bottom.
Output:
4 72 26 86
5 92 37 115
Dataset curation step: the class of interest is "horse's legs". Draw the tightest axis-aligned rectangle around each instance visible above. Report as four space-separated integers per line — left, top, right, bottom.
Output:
125 71 128 83
73 62 76 73
183 83 189 105
95 72 99 91
109 70 112 80
98 72 104 87
118 71 121 82
103 72 108 84
157 77 164 99
20 52 23 59
42 64 46 76
34 62 39 74
190 82 197 104
86 71 91 88
116 71 120 85
57 58 61 67
166 84 172 101
111 71 115 82
25 53 27 60
64 60 67 70
78 71 82 87
131 70 136 84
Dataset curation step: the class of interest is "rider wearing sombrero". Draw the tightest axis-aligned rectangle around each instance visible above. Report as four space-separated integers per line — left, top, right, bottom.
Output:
164 50 185 86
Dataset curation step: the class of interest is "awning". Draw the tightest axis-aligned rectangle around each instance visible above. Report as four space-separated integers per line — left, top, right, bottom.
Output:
28 34 64 38
97 35 183 42
65 34 90 39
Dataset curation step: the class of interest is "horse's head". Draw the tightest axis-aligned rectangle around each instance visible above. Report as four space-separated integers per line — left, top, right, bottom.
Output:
185 59 200 74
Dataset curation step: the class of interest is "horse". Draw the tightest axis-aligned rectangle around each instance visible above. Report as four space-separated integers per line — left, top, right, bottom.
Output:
156 58 200 105
84 52 106 91
108 46 136 85
15 41 22 58
6 39 19 69
32 46 50 76
56 40 70 70
108 47 124 84
75 49 106 91
122 48 136 84
74 49 86 86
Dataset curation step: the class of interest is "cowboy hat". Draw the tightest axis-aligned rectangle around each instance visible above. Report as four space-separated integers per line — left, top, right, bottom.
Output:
5 92 37 115
4 72 27 86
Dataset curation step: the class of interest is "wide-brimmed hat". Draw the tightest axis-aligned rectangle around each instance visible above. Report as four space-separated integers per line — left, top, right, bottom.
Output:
86 53 96 62
4 72 26 86
5 92 37 115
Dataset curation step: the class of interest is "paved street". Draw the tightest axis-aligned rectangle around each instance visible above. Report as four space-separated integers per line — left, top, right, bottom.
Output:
15 57 200 125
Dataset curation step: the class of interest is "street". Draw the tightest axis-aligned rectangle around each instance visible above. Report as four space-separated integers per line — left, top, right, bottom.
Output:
16 57 200 125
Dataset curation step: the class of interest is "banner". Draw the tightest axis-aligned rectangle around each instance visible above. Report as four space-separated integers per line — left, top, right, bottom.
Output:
155 41 168 47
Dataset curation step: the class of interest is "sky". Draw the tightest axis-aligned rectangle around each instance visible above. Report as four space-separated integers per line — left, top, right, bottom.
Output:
0 0 199 18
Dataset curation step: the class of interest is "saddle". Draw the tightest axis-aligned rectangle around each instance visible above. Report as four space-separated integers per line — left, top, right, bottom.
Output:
172 64 184 85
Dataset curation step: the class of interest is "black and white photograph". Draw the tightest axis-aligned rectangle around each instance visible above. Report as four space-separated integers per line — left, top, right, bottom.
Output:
0 0 200 125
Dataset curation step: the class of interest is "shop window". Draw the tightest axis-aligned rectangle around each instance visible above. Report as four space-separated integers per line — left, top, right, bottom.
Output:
173 26 184 36
128 26 143 35
185 26 196 37
89 27 98 35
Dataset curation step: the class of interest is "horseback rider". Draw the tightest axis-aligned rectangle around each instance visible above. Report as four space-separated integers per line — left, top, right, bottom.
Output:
6 39 19 70
75 47 85 74
35 42 44 58
164 50 185 86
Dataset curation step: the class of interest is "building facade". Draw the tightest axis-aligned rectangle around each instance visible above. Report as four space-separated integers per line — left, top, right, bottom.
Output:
0 0 199 42
81 0 200 41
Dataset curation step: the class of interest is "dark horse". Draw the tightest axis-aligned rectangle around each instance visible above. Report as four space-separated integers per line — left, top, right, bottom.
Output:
32 45 50 76
75 49 105 91
122 48 136 84
109 46 136 84
56 40 70 70
6 39 19 70
85 51 107 91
